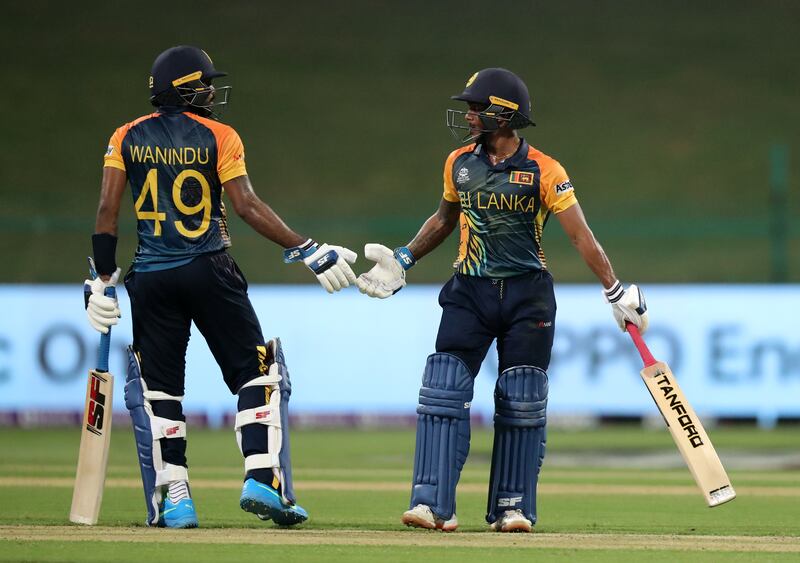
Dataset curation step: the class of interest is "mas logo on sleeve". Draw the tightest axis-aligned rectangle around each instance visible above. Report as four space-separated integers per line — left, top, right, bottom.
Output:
509 171 534 186
555 180 574 194
105 146 115 156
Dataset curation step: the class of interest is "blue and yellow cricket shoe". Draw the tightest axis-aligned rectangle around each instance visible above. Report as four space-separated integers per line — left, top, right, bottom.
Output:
240 478 308 526
158 498 199 528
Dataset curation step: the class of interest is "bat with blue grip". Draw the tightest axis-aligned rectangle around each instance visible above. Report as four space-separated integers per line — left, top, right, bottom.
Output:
71 257 117 525
86 257 115 372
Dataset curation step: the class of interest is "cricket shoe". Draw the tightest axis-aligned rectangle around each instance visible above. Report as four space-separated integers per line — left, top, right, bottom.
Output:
240 478 308 526
490 509 532 533
401 504 458 532
158 498 199 528
271 501 309 526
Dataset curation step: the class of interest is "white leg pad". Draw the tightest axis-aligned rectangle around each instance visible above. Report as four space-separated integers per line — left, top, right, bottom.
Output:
144 390 185 401
140 379 187 486
239 371 281 389
235 368 284 471
151 417 187 439
245 453 281 471
156 463 190 487
235 404 281 430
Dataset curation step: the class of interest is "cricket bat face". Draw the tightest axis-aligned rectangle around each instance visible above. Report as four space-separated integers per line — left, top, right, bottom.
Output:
641 361 736 507
69 369 113 525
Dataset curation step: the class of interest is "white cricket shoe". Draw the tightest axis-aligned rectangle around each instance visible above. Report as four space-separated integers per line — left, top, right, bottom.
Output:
401 504 459 532
490 509 532 533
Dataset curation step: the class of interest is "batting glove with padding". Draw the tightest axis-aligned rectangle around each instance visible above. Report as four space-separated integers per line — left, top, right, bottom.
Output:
284 239 358 293
83 268 122 334
356 243 413 299
604 281 649 334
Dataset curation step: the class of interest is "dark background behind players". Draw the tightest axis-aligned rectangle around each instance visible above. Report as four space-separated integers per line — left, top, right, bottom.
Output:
0 0 797 283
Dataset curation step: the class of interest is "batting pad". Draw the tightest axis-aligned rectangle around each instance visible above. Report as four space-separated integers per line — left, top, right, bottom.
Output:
235 337 297 504
410 353 474 520
486 365 548 525
124 346 187 526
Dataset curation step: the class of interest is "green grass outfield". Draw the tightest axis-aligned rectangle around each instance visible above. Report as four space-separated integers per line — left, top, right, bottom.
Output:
1 426 798 561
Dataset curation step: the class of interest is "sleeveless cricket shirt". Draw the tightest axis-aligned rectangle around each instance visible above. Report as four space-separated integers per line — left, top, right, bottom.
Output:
443 140 577 278
103 108 247 272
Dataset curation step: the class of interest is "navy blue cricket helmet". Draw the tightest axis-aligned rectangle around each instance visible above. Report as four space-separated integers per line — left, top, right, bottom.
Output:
149 45 230 118
447 68 535 142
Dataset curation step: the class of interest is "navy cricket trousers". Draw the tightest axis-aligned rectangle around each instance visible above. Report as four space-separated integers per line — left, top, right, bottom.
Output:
435 270 556 376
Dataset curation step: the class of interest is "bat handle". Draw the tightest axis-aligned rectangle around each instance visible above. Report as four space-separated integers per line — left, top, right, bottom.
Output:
626 322 657 367
97 286 115 373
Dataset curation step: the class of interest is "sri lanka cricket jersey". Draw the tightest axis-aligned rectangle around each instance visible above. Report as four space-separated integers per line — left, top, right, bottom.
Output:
103 108 247 272
443 140 577 278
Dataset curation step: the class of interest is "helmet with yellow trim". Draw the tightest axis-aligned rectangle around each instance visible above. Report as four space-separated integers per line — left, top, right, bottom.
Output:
447 68 535 143
149 45 231 119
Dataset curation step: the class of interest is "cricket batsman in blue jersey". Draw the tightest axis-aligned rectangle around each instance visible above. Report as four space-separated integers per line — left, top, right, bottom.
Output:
357 68 649 532
84 45 357 528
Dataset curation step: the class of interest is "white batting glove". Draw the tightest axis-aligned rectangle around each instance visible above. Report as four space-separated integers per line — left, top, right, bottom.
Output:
356 243 414 299
603 281 649 334
83 268 121 334
284 239 357 293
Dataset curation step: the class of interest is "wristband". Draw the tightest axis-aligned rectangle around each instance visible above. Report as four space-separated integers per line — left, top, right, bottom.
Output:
393 246 416 271
603 280 624 303
284 239 318 263
92 233 118 276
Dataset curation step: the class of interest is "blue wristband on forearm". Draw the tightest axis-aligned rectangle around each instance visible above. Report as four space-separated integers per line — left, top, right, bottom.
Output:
393 246 416 270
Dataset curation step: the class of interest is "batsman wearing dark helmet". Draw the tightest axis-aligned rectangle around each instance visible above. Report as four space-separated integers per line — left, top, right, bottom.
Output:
85 45 358 528
357 68 649 532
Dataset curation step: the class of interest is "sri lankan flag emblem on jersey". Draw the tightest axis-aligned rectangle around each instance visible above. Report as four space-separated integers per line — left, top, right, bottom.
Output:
509 171 534 185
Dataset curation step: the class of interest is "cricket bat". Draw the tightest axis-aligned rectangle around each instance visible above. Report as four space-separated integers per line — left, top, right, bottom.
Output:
70 262 115 525
626 322 736 507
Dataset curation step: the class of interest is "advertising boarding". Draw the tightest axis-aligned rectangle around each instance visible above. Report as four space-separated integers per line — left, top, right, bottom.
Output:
0 285 797 426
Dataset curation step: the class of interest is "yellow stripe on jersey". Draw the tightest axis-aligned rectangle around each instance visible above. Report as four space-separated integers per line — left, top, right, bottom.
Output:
184 113 247 184
529 146 578 215
103 113 160 171
442 144 476 203
457 209 487 276
104 158 126 171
